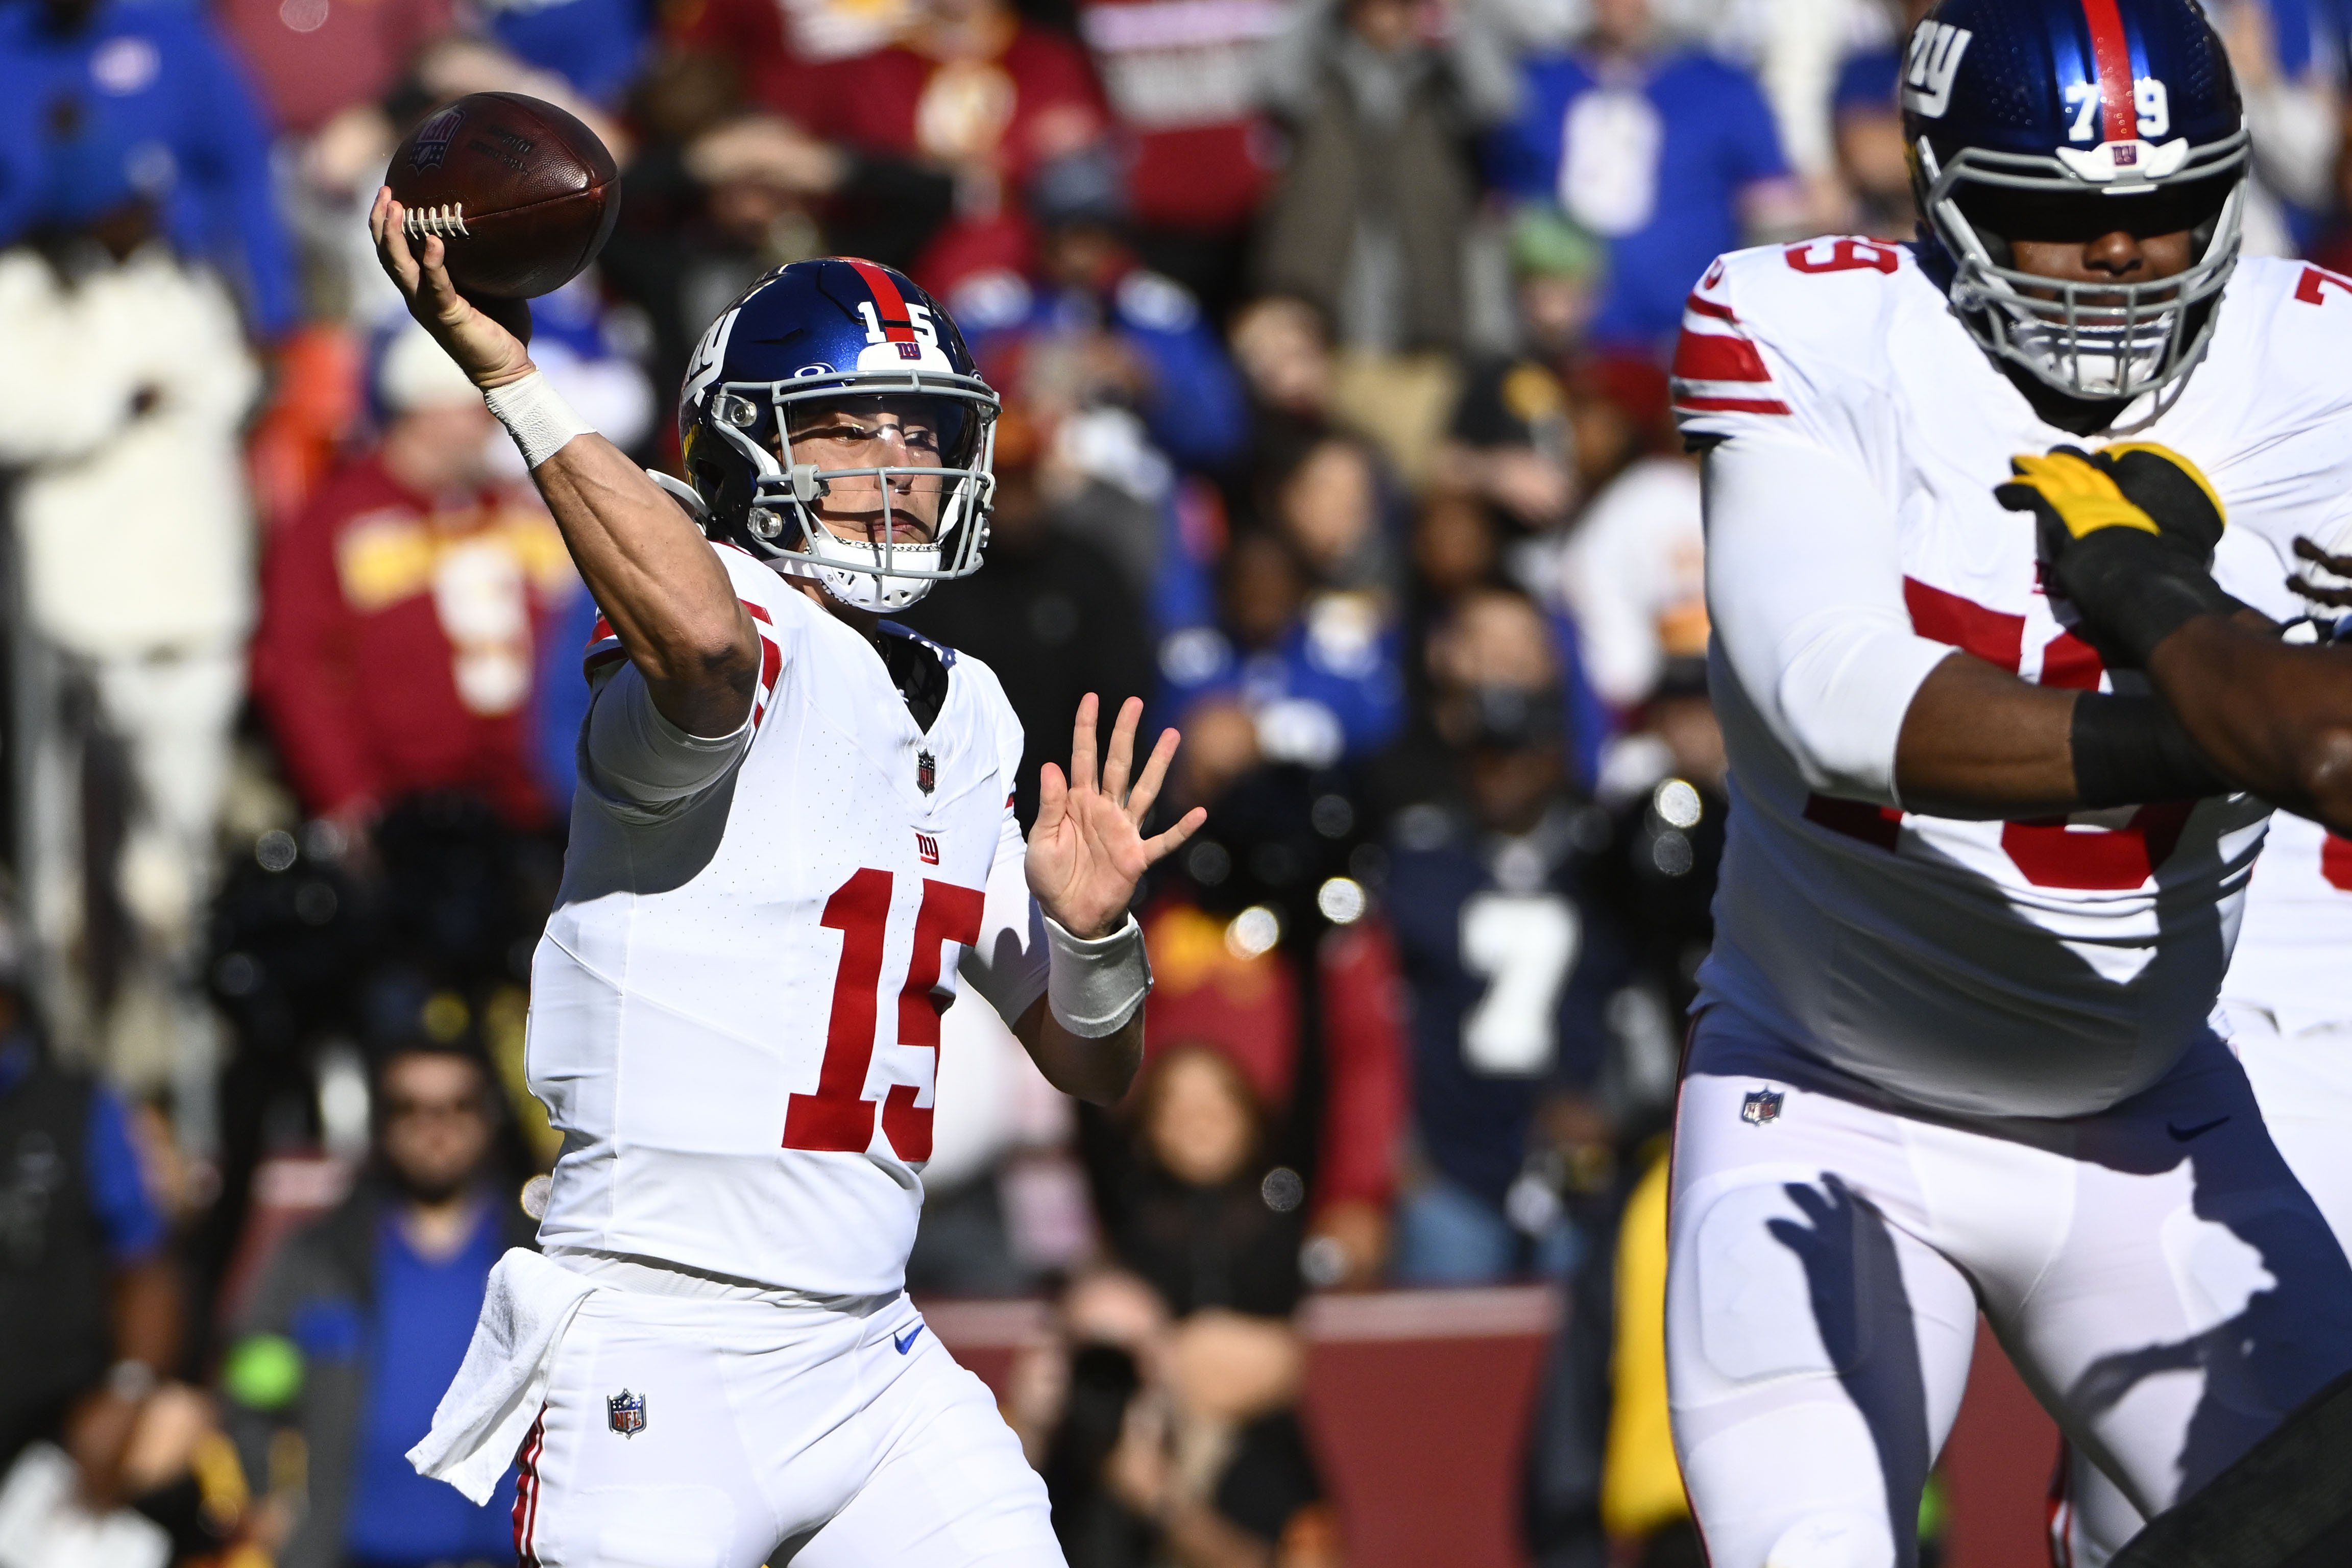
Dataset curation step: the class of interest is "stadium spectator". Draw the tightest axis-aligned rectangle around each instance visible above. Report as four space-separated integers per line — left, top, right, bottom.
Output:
1254 0 1520 484
1160 531 1407 806
1484 0 1804 355
1382 591 1627 1284
0 0 297 337
0 100 261 1070
0 934 182 1513
784 0 1112 292
1075 0 1283 312
955 146 1250 478
222 1040 534 1568
213 0 453 138
250 323 582 842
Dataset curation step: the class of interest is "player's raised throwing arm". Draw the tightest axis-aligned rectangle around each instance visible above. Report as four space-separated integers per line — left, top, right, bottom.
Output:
370 188 758 738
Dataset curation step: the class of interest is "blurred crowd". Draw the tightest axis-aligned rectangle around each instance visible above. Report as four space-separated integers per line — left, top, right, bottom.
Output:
0 0 2345 1561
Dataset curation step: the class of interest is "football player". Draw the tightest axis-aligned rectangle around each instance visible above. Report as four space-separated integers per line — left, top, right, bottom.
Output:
1661 0 2352 1563
365 195 1203 1566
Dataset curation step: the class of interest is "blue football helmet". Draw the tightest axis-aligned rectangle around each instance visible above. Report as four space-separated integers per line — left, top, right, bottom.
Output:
1903 0 2249 402
675 257 999 612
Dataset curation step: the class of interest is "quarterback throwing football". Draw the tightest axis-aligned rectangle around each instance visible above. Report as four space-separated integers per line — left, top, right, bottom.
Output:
367 195 1201 1564
1665 0 2352 1563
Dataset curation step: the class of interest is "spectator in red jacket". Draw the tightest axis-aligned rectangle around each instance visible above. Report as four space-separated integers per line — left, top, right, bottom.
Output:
786 0 1111 293
251 325 581 844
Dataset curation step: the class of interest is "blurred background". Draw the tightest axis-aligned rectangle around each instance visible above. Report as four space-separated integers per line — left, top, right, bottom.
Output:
0 0 2333 1560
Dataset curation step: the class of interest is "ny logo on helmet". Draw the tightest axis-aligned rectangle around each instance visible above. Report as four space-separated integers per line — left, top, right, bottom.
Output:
1903 22 1973 119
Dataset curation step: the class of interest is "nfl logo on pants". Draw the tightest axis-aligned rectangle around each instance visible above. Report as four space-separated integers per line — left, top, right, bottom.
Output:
608 1389 646 1437
1741 1089 1784 1125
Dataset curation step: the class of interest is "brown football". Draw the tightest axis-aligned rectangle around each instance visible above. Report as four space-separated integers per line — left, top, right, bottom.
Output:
385 92 620 300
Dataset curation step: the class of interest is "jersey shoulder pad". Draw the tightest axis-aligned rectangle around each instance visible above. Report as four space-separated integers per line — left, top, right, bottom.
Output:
2220 256 2352 400
1672 238 1921 446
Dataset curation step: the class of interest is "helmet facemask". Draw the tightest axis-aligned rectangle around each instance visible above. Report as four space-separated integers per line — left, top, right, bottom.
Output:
1917 127 2248 403
699 371 999 612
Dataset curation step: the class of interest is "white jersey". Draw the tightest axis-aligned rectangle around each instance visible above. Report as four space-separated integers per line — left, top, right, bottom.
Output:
1676 239 2352 1118
526 544 1050 1296
2222 811 2352 1038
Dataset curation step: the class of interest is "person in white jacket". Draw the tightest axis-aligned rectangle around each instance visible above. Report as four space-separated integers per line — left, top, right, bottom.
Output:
0 133 259 1082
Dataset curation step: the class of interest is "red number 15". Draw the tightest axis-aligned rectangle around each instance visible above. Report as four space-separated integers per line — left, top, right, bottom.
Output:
784 869 984 1162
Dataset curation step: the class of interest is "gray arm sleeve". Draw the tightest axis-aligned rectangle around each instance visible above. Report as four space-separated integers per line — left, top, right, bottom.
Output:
582 662 754 810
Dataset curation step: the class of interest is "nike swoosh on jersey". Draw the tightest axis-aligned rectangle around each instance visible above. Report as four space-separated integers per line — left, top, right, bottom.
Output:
893 1322 925 1354
2167 1116 2230 1142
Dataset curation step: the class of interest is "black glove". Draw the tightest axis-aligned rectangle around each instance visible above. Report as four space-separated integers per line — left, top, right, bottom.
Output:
1995 444 2243 667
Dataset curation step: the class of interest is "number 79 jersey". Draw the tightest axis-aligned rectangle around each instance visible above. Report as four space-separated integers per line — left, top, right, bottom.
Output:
1675 239 2352 1118
526 546 1048 1297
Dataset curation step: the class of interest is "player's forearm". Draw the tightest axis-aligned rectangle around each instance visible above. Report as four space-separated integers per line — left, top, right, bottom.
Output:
1893 653 2081 817
525 429 759 737
2146 616 2352 834
1894 652 2229 818
1015 997 1143 1106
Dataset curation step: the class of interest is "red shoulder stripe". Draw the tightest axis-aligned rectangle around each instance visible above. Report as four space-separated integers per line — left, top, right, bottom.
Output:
1684 293 1739 324
1672 331 1773 384
1674 394 1793 415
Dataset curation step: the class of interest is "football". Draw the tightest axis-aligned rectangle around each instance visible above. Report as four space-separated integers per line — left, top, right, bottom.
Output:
385 92 620 301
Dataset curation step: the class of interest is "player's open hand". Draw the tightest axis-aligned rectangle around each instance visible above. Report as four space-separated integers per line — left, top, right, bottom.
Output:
369 186 535 390
1028 695 1206 939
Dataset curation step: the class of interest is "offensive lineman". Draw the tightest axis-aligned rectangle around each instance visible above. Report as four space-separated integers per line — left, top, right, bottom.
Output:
366 194 1203 1563
1662 0 2352 1563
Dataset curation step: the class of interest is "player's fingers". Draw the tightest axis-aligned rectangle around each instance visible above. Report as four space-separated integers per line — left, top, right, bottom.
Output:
1140 806 1208 865
1069 694 1100 797
2288 573 2352 608
2293 535 2352 575
1124 728 1180 824
374 191 423 293
1034 762 1068 829
1099 697 1144 806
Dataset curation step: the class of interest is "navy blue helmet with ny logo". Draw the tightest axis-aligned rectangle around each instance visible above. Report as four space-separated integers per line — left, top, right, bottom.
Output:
1902 0 2248 403
672 258 1000 614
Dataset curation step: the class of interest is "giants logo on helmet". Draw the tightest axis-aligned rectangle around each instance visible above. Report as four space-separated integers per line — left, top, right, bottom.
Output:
1902 22 1972 118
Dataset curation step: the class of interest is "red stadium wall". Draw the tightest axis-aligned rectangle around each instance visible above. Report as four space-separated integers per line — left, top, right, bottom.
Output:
928 1290 2059 1568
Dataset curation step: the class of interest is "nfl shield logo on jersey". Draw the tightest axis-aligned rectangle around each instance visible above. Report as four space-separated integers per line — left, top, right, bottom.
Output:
916 750 936 795
1741 1089 1785 1126
607 1389 646 1437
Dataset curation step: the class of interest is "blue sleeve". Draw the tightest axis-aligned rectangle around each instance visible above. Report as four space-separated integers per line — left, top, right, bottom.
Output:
1150 488 1220 637
85 1088 165 1265
1831 47 1899 116
490 0 650 106
1133 323 1248 472
532 592 601 814
182 21 297 336
1720 64 1792 187
1312 631 1407 759
1480 60 1567 200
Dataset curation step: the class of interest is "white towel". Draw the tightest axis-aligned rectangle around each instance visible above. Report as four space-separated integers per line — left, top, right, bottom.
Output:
407 1247 597 1504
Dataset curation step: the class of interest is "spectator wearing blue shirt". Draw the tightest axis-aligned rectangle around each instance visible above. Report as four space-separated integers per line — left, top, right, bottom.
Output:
1161 530 1407 807
1484 0 1805 354
478 0 651 108
0 949 180 1505
0 0 296 338
953 149 1250 479
224 1043 535 1568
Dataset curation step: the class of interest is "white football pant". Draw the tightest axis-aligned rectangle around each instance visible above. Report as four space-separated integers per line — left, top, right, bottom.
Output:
2053 1010 2352 1567
512 1270 1062 1567
1667 1009 2352 1568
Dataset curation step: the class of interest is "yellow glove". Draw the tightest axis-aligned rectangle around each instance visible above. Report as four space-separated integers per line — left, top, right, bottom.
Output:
1996 447 2160 541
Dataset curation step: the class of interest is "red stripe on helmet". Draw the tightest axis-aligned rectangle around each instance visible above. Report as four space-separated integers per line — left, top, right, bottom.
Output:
2080 0 2138 143
844 258 919 342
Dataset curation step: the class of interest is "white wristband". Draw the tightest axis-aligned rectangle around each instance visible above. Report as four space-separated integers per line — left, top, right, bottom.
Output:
1045 912 1152 1038
483 371 594 469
